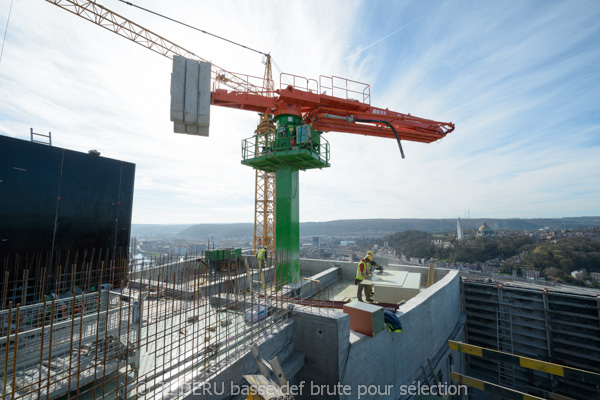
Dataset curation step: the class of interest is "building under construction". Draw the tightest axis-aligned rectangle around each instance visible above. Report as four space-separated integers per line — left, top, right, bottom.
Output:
3 238 599 400
2 2 599 399
0 137 598 399
2 64 599 400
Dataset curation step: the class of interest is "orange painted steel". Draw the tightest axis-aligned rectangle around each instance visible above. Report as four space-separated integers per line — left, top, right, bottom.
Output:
211 75 454 143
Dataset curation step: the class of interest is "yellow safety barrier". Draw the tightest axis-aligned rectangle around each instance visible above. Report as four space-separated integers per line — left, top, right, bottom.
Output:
449 340 600 385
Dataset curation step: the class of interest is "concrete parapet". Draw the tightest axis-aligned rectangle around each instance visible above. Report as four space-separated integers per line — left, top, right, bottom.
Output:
388 263 450 288
287 269 462 400
131 265 276 304
300 258 450 287
298 267 339 298
129 258 203 282
300 259 363 282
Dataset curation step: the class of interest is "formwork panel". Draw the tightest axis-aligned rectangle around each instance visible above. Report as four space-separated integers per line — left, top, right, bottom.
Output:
462 280 600 399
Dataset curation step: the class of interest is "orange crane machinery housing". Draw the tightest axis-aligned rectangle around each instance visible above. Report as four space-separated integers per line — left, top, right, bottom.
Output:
45 0 455 288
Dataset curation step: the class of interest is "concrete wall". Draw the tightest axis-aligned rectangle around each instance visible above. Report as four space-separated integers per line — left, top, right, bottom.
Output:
298 267 339 298
290 308 350 398
130 255 273 283
299 258 450 287
288 269 463 400
131 261 277 303
299 259 351 279
129 259 202 282
130 257 448 291
339 269 462 400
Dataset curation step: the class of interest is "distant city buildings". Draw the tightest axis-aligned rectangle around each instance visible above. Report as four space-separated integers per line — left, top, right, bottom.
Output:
432 239 451 248
477 221 496 237
571 269 587 280
522 269 541 280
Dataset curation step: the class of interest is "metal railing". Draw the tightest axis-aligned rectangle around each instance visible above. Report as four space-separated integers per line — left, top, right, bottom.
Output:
213 69 275 97
320 75 371 104
279 73 319 93
242 130 330 168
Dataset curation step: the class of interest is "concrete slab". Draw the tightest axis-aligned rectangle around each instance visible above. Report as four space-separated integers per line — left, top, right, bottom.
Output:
365 270 422 303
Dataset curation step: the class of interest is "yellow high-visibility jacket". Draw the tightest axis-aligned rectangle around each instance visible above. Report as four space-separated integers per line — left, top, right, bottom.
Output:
356 258 372 281
257 248 267 260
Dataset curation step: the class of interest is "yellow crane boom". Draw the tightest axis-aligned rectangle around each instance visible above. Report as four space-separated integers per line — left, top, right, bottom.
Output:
45 0 260 93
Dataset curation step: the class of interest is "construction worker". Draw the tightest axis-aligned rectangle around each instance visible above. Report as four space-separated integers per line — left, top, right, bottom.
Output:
354 251 382 302
256 247 267 269
256 247 267 290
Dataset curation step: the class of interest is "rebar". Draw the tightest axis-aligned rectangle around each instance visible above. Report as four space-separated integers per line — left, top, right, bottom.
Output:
0 247 304 399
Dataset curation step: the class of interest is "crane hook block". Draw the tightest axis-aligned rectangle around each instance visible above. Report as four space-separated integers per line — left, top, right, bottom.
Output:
171 55 211 136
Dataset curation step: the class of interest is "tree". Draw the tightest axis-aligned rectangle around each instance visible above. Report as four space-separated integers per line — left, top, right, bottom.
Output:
559 258 575 273
544 267 562 279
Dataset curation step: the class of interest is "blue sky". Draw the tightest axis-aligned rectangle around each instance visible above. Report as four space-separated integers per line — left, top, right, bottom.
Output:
1 0 599 224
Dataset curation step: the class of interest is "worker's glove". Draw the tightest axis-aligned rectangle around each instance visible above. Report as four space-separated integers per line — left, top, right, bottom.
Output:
354 279 360 286
377 266 383 272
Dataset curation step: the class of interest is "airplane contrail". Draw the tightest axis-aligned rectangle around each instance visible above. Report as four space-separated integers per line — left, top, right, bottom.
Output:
348 2 445 60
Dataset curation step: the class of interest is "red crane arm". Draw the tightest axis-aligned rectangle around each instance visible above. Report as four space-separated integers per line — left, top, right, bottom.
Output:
211 79 454 144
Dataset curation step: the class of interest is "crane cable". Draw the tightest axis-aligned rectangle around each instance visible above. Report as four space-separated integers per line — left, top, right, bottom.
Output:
0 0 15 65
117 0 268 57
272 58 292 87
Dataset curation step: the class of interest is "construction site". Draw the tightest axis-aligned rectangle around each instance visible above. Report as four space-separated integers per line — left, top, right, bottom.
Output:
0 244 466 399
2 1 600 400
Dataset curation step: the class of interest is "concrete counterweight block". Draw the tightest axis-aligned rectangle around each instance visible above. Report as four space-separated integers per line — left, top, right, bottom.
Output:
170 55 211 136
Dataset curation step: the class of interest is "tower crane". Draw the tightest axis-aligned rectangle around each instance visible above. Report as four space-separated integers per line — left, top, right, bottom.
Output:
44 0 455 288
253 55 276 261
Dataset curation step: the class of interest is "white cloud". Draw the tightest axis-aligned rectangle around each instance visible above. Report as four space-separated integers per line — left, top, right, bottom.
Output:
1 0 598 224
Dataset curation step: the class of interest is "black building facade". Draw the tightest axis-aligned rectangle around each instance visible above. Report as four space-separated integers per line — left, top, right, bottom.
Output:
0 135 135 304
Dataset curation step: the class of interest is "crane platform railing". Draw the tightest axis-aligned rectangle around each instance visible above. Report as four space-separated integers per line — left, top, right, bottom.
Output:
241 130 330 171
320 75 371 104
213 69 275 97
280 73 319 94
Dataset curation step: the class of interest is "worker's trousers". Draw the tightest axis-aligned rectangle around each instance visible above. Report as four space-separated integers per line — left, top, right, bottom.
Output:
257 258 266 290
357 282 374 302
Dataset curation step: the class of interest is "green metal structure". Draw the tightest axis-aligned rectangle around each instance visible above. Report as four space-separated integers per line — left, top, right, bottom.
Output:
242 114 330 286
